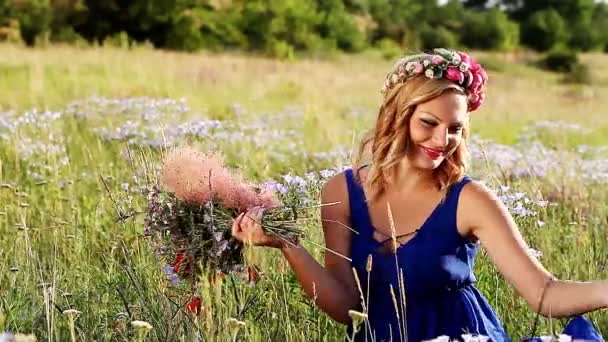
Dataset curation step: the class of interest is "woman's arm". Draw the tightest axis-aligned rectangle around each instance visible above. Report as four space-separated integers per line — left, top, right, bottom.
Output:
232 173 360 324
459 181 608 318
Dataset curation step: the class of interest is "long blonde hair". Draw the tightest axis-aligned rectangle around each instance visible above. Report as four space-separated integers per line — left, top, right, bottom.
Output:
354 75 470 204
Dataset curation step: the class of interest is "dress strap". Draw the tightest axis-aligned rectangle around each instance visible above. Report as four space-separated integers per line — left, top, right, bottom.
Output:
446 175 472 206
440 175 473 241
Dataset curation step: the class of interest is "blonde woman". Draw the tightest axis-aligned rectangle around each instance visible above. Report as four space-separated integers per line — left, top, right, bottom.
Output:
232 48 608 341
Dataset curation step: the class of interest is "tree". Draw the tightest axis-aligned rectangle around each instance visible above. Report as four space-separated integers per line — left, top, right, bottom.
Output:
368 0 421 45
12 0 52 45
461 8 520 51
521 8 568 51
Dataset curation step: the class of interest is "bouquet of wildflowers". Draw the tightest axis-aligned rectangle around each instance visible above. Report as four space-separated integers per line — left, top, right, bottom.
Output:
144 147 308 283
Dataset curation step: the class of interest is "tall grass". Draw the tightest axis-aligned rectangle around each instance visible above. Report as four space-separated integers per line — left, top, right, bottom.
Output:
0 44 607 341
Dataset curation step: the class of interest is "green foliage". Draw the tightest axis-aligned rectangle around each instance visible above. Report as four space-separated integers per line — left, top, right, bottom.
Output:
102 31 131 49
318 0 367 52
51 26 87 45
3 0 608 57
241 0 323 54
418 24 458 51
509 0 594 27
591 3 608 52
368 0 421 44
461 9 519 51
12 0 52 46
375 38 402 60
568 21 603 52
562 62 592 85
541 47 579 73
521 8 568 51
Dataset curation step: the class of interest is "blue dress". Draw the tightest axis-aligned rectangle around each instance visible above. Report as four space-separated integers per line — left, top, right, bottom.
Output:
343 169 604 342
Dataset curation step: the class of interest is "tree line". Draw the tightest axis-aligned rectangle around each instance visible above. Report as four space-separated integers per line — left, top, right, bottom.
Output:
1 0 607 58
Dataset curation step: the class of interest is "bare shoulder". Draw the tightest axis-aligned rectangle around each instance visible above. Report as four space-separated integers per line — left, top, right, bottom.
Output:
458 179 512 234
320 171 351 224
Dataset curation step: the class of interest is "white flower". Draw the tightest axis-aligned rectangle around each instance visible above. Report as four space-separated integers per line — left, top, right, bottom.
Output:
459 62 470 72
423 336 451 342
131 320 153 331
452 54 462 65
425 69 435 79
62 309 81 316
558 334 572 342
0 333 37 342
461 334 490 342
527 248 543 259
405 62 417 72
348 310 368 326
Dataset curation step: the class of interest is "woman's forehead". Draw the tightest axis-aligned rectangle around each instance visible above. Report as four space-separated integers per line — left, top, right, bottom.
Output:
415 94 468 121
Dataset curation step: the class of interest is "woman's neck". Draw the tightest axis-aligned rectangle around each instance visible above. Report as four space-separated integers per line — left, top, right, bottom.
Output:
387 160 437 193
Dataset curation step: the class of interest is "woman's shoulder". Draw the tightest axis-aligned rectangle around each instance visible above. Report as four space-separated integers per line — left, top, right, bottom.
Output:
458 177 508 225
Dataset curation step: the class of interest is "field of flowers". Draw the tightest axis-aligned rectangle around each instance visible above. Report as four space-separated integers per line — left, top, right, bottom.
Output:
1 45 608 341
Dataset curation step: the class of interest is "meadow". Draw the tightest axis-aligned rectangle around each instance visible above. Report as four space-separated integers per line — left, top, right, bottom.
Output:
1 43 608 341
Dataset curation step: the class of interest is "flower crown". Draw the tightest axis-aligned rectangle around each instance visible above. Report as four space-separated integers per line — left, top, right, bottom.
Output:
381 48 488 112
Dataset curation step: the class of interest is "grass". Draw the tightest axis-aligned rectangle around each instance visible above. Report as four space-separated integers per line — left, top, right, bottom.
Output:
0 43 607 341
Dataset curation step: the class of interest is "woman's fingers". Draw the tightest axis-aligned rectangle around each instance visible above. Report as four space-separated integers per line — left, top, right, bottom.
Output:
232 208 267 245
231 212 246 239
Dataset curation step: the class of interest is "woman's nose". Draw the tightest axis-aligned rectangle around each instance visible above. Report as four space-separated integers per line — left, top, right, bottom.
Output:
432 128 449 148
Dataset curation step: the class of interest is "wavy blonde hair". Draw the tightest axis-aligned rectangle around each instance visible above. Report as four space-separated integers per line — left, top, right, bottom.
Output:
354 75 470 204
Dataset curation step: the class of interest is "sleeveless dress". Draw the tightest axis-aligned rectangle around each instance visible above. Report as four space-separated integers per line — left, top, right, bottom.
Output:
343 169 604 342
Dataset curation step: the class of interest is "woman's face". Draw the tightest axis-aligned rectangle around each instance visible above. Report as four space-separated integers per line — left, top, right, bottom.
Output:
407 91 468 170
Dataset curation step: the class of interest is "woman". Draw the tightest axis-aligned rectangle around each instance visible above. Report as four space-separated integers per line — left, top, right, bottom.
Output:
231 48 608 341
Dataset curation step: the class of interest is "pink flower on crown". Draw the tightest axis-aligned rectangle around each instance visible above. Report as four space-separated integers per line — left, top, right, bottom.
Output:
458 51 472 67
445 67 464 84
470 61 481 73
413 63 424 74
465 71 474 87
468 92 485 112
470 73 483 91
431 55 444 65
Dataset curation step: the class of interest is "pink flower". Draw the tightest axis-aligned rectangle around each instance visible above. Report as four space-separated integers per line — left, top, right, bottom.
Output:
413 63 424 74
479 68 488 83
468 93 483 112
161 147 281 211
470 73 483 91
458 51 472 67
445 67 464 84
465 71 474 87
431 55 443 65
470 61 481 73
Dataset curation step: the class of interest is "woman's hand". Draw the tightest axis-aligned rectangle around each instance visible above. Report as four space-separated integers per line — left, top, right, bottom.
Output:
231 207 286 249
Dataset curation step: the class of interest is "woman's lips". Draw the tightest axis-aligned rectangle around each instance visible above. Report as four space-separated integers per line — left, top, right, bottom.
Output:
421 146 443 160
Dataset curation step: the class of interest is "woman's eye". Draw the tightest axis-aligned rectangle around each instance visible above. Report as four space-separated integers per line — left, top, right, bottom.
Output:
449 127 463 134
421 119 436 126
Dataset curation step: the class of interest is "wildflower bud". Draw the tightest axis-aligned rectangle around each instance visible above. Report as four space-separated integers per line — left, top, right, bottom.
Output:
9 266 19 272
131 320 153 331
131 320 153 341
225 318 246 339
62 309 81 317
348 310 368 331
366 255 373 273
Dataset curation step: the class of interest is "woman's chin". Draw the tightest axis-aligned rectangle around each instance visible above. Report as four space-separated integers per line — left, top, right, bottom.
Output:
412 155 443 170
